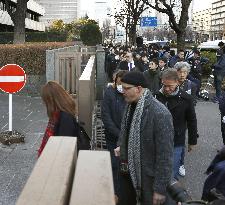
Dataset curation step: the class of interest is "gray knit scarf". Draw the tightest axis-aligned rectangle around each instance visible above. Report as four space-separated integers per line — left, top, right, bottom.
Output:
120 89 150 203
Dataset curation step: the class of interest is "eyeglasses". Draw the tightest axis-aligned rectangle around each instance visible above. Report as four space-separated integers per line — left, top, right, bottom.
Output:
122 86 136 91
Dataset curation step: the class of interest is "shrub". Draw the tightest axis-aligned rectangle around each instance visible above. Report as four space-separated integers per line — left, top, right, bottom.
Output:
0 42 74 75
201 50 217 77
80 23 102 46
0 32 68 44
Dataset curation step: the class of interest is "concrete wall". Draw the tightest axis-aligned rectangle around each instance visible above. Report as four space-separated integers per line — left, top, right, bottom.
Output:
78 55 96 138
46 45 80 82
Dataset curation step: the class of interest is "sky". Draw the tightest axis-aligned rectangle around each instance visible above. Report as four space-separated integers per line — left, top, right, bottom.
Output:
193 0 213 12
80 0 214 18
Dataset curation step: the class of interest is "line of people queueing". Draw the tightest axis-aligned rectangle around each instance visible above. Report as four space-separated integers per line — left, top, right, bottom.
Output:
102 45 225 205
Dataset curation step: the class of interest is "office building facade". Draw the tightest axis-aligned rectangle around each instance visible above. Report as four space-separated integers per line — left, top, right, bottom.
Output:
211 0 225 40
35 0 80 25
192 8 212 41
0 0 45 31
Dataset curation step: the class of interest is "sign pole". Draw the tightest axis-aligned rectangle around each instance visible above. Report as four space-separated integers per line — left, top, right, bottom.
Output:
9 93 12 132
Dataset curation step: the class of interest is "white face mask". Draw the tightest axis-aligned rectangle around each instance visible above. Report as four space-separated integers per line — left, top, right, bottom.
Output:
117 85 124 93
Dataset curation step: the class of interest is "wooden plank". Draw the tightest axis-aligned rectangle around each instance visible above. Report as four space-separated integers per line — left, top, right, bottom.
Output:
69 151 115 205
16 137 77 205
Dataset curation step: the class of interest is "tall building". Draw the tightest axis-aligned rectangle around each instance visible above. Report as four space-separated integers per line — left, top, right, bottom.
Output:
211 0 225 40
35 0 80 25
0 0 45 31
94 0 111 28
192 8 212 41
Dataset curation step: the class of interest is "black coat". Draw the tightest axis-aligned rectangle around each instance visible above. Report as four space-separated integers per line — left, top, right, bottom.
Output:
117 60 145 72
219 92 225 116
54 111 79 138
54 111 90 151
155 90 198 147
143 69 161 93
101 86 126 144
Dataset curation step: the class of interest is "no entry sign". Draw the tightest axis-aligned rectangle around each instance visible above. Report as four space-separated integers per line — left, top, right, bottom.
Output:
0 64 26 94
0 64 26 132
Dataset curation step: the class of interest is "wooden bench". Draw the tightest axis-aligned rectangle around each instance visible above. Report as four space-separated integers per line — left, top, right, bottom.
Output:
16 137 115 205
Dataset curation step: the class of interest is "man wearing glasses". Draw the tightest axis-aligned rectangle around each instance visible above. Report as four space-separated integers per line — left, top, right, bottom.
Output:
114 71 174 205
155 69 198 181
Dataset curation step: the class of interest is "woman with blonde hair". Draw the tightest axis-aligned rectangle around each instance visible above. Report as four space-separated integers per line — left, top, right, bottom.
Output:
38 81 79 157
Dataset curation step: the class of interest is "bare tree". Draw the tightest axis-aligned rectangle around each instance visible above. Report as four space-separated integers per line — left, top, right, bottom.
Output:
143 0 192 49
102 19 112 42
115 0 148 45
5 0 29 44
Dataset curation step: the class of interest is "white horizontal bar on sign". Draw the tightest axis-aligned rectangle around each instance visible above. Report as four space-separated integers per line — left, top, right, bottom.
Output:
0 76 25 82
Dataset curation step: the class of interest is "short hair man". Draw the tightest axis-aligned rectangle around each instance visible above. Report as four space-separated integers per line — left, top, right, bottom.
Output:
155 69 198 180
117 52 145 72
159 57 168 72
143 58 161 93
115 71 174 205
169 49 185 68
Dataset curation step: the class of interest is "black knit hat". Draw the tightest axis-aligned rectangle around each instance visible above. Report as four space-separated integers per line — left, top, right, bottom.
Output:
121 71 147 88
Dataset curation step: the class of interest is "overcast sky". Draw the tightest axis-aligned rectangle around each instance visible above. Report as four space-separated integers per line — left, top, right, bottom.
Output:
193 0 213 11
80 0 214 17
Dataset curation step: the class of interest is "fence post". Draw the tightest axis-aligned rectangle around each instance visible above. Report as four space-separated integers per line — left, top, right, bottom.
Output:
96 46 106 100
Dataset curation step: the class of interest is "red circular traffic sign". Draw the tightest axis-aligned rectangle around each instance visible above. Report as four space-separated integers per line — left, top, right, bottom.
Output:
0 64 26 94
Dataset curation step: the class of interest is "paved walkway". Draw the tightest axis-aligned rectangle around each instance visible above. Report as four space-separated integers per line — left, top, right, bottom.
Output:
0 93 223 204
0 93 47 205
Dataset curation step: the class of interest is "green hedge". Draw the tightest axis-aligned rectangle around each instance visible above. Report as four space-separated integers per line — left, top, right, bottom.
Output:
0 32 68 44
201 51 217 76
0 42 74 75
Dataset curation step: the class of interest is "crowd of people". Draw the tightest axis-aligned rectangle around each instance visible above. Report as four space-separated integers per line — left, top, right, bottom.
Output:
102 43 225 205
35 42 225 205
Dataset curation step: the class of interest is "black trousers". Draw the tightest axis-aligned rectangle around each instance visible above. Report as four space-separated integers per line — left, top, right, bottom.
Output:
118 173 176 205
118 173 136 205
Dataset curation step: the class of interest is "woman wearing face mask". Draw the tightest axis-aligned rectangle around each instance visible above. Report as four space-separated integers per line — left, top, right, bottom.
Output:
143 58 161 94
101 70 127 204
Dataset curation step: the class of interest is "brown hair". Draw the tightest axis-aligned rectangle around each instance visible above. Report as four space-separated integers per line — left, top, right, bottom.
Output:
115 70 128 85
41 81 76 118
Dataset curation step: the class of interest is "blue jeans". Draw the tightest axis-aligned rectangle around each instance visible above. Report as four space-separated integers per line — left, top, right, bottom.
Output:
214 71 225 98
173 146 184 179
180 147 185 166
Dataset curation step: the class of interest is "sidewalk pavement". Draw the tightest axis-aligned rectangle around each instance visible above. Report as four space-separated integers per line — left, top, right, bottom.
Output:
0 92 223 204
0 93 47 205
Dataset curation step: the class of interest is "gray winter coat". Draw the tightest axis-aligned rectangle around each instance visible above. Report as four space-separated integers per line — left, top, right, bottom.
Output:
119 92 174 197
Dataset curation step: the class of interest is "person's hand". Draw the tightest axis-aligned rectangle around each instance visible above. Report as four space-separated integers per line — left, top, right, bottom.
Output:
114 146 120 157
188 144 196 152
153 192 166 205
